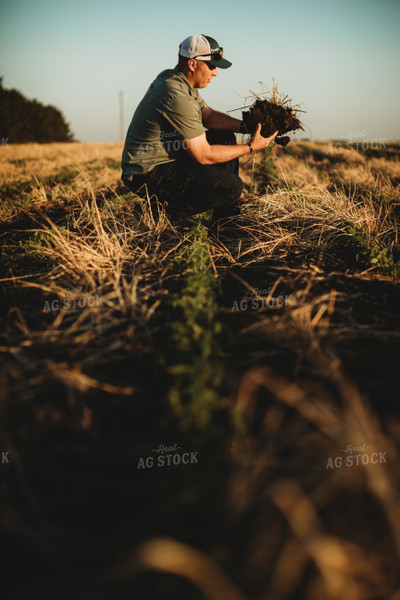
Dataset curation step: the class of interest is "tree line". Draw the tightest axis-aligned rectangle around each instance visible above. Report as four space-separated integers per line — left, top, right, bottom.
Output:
0 77 75 143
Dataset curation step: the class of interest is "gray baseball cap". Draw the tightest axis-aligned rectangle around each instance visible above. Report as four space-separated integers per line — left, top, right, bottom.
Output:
179 34 232 69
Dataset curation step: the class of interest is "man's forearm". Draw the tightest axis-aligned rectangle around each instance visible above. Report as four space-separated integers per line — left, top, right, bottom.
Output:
185 124 277 165
200 142 251 165
203 109 242 133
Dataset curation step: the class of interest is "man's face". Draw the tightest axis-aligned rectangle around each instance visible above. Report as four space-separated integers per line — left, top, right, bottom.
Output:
193 60 217 88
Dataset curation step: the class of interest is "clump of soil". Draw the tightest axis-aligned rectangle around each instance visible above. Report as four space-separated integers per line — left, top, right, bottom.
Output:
242 98 304 146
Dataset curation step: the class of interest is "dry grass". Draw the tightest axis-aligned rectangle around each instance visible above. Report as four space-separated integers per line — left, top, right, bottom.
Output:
0 141 123 185
210 185 398 271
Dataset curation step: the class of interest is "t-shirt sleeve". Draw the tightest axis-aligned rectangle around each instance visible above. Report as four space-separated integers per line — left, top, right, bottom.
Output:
197 92 206 110
161 93 205 140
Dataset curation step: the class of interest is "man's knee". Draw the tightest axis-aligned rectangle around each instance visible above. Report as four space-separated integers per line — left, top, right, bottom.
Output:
122 175 152 198
232 174 243 199
219 172 243 201
206 129 237 146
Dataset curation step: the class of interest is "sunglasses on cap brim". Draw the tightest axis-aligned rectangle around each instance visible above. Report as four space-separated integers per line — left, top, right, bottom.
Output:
192 47 224 62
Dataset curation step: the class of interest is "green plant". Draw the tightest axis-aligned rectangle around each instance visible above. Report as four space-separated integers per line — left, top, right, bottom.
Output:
345 222 400 277
157 215 228 430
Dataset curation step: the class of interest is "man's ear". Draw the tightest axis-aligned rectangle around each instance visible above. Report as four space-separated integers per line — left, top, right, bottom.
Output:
188 58 197 73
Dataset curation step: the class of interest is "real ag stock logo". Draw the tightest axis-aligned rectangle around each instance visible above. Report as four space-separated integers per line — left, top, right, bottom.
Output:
232 284 294 312
43 287 102 312
1 451 10 463
327 129 387 155
325 442 387 470
137 442 199 470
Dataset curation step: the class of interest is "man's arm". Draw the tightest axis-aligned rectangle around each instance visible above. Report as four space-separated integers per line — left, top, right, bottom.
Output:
201 104 243 133
184 124 278 165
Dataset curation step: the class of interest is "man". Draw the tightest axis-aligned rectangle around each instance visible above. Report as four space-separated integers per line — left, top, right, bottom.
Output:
121 34 277 221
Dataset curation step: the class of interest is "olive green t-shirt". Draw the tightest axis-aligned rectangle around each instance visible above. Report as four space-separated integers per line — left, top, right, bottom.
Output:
121 66 206 178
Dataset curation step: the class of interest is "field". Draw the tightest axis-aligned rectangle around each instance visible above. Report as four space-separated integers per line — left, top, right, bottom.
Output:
1 139 400 600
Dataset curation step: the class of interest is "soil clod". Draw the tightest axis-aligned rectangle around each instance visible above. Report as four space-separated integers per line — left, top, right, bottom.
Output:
243 98 304 140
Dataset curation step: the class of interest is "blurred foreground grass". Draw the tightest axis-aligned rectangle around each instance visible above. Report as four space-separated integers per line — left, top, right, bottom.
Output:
1 141 400 599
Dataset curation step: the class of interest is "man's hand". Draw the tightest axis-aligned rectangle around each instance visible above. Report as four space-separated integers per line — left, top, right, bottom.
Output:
250 123 279 151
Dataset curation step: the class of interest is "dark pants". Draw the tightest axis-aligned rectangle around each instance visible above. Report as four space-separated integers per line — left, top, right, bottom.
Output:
122 130 243 219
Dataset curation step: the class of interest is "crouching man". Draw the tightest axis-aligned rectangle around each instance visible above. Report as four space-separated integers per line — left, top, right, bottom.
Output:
121 34 277 221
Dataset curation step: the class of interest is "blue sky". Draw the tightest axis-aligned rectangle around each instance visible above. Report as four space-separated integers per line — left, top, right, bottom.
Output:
1 0 399 142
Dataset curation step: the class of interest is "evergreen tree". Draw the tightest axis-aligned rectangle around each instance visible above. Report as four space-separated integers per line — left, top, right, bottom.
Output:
0 77 75 143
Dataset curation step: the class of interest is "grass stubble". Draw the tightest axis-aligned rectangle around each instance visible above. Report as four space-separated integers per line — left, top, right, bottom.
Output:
1 140 400 599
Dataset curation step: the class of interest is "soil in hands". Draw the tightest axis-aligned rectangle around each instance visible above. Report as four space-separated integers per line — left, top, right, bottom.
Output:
242 98 304 146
